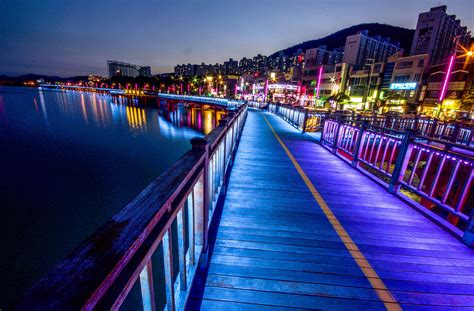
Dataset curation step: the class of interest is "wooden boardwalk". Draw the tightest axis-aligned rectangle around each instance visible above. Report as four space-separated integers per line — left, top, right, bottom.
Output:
188 110 474 310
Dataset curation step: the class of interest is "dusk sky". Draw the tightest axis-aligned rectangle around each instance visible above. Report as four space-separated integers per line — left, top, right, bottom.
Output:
1 0 473 77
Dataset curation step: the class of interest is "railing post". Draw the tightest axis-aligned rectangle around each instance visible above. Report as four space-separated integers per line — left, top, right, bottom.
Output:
351 121 368 167
388 129 416 193
414 115 419 130
302 108 309 134
190 137 210 268
319 112 330 145
468 129 474 146
462 210 474 248
384 115 390 127
163 229 175 311
139 263 156 311
218 118 228 191
429 119 438 138
450 122 460 143
332 117 342 153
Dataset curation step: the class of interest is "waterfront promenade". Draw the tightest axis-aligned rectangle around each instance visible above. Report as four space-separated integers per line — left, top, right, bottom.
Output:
189 110 474 310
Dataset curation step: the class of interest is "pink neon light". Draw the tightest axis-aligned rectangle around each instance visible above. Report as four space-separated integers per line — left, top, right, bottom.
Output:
316 66 323 98
439 55 455 102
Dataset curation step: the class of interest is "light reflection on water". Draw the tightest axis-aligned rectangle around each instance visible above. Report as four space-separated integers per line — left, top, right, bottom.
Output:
0 86 223 308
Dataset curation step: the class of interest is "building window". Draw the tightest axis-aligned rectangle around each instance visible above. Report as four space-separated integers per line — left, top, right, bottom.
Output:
418 59 425 67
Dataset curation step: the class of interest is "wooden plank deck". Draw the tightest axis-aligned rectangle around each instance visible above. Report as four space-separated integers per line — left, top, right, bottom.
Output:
188 110 474 310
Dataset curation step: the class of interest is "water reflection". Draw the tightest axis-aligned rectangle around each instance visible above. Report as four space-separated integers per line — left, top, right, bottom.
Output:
0 86 228 308
22 89 227 137
126 105 147 132
38 90 49 125
160 101 226 135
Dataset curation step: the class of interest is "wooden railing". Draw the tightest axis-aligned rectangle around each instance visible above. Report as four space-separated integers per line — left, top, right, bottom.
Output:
18 104 248 310
320 115 474 246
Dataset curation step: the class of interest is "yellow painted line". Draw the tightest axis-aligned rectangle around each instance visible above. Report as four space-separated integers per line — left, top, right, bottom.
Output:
262 114 402 311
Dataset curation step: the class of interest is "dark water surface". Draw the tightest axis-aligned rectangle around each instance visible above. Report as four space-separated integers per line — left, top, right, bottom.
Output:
0 87 217 308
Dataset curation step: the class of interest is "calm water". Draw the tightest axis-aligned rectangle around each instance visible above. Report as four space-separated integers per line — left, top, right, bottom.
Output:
0 87 220 308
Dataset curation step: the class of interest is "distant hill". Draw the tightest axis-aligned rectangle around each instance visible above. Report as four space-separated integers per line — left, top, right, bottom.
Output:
271 23 415 57
0 74 89 85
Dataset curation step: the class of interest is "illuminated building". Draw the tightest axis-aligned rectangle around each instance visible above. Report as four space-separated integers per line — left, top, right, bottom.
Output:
301 63 349 107
253 54 268 73
174 64 197 76
422 60 474 119
410 5 470 65
378 53 430 113
223 58 239 75
304 46 343 67
345 61 385 110
342 30 403 69
238 57 255 74
107 61 151 78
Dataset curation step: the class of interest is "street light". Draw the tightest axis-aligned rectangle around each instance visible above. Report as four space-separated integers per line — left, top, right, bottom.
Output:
437 36 472 118
364 58 375 112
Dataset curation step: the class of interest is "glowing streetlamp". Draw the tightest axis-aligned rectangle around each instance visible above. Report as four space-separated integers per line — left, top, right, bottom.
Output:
314 66 323 106
437 40 473 118
264 79 269 103
270 72 276 83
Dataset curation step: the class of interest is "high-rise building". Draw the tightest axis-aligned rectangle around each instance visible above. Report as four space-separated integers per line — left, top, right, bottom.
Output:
107 61 152 78
238 57 255 74
378 52 430 113
174 64 197 76
223 58 239 75
304 46 343 68
410 5 470 65
342 30 402 69
253 54 268 72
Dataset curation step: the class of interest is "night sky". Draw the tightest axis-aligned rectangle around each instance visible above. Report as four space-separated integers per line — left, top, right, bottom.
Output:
1 0 473 77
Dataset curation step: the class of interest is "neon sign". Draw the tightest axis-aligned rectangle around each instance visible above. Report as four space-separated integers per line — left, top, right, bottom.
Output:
268 84 298 90
389 82 417 90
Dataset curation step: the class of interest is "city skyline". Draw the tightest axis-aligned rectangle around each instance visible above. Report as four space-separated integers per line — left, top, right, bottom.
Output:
1 0 473 77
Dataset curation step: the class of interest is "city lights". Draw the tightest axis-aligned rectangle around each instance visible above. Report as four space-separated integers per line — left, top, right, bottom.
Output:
3 3 474 311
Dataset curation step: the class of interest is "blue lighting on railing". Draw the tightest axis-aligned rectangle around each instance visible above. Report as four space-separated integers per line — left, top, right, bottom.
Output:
157 94 243 108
